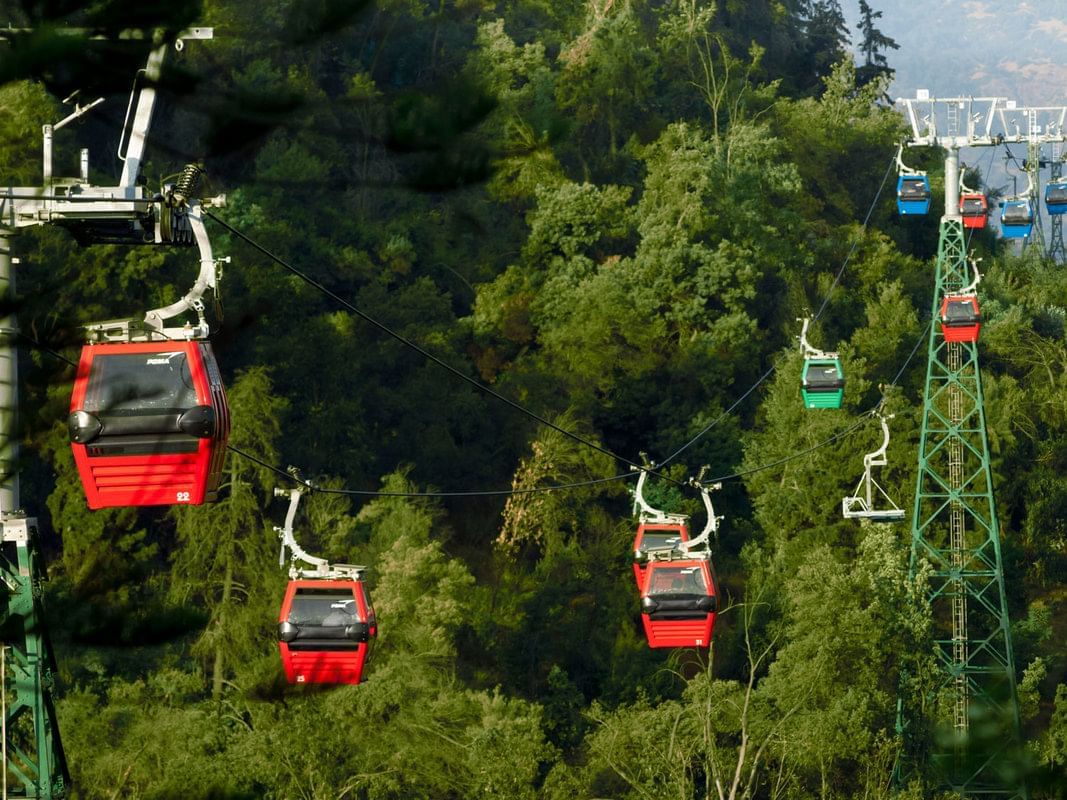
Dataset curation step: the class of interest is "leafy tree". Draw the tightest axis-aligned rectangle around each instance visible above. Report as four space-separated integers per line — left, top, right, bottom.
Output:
170 367 288 699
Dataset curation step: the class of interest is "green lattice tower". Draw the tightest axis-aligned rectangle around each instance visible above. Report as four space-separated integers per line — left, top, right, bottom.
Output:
1026 140 1046 257
0 515 67 798
1048 151 1065 264
904 215 1027 798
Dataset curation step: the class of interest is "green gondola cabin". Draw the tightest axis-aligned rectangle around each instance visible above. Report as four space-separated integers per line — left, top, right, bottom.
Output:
801 358 844 409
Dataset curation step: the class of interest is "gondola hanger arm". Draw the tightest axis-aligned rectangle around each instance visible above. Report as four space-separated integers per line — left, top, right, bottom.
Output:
142 199 229 340
273 482 364 581
947 257 982 298
959 166 978 196
632 462 688 525
896 142 925 177
798 316 837 360
864 413 893 470
681 473 722 554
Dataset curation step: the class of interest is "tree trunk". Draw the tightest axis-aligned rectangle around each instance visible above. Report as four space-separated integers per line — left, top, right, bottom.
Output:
212 549 233 700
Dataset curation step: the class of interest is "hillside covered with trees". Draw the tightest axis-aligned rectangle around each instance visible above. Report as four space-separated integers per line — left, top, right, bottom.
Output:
2 0 1066 797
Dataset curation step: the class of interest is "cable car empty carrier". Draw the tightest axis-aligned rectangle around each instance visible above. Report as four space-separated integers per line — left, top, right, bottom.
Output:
68 202 230 508
842 413 905 521
639 479 721 649
275 486 377 686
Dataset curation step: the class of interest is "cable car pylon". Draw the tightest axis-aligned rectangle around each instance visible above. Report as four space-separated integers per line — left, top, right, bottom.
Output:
841 411 905 521
892 92 1054 799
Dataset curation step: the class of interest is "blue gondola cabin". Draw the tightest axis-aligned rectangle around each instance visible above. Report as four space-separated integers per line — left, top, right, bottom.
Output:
897 175 931 215
1046 181 1067 216
801 358 844 409
1000 200 1034 239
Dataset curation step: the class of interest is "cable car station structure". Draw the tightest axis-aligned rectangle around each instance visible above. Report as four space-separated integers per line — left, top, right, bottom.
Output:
895 92 1067 799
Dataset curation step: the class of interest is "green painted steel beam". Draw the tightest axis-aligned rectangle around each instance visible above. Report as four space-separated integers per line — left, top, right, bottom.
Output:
0 515 68 799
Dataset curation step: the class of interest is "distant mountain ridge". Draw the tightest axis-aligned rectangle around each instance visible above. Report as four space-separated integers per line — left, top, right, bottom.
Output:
844 0 1067 106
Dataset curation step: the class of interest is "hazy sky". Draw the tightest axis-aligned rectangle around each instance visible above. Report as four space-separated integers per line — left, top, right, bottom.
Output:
843 0 1067 107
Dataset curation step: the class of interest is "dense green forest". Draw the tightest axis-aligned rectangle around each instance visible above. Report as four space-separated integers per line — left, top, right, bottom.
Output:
2 0 1066 797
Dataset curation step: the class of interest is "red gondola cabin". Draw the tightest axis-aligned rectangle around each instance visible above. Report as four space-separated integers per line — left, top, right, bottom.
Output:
959 193 988 229
68 341 229 509
278 580 377 685
640 559 717 649
632 523 689 590
940 295 981 343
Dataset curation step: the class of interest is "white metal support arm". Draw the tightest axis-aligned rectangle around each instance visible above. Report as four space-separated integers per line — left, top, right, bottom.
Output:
896 142 925 177
632 467 688 525
798 317 837 360
842 414 905 521
142 200 222 339
680 480 723 554
274 486 365 581
948 258 982 298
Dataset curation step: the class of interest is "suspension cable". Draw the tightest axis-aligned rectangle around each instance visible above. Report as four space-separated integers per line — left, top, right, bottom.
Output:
25 151 930 501
202 210 687 484
25 185 930 502
226 321 933 498
227 443 633 497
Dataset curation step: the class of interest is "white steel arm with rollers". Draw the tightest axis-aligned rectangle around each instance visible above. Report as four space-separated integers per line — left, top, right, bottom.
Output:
680 479 723 553
638 470 723 561
274 486 365 581
798 316 837 360
632 467 688 525
947 257 982 299
895 142 925 177
842 413 904 521
1004 166 1036 204
142 201 223 338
